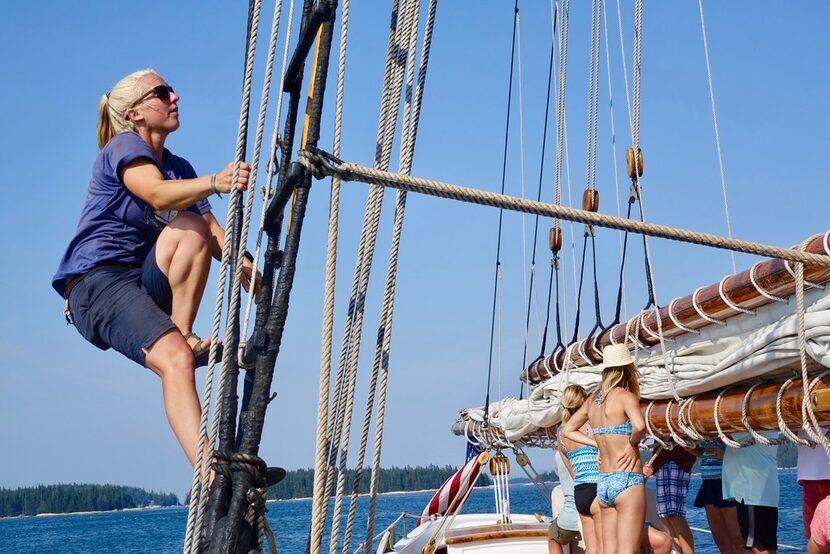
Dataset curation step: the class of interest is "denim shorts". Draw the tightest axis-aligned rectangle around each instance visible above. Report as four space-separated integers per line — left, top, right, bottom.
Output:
68 246 176 367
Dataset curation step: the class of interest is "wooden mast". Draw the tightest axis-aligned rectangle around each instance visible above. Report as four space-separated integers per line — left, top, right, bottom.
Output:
523 232 830 384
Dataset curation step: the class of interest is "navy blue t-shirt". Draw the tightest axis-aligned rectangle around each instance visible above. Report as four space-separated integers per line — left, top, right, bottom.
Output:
53 132 211 297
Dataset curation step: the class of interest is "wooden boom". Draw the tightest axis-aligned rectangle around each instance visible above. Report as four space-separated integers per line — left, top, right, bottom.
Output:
523 232 830 385
452 374 830 442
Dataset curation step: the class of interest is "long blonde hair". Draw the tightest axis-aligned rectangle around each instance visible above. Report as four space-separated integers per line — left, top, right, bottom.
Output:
599 362 640 399
96 69 158 149
560 384 588 424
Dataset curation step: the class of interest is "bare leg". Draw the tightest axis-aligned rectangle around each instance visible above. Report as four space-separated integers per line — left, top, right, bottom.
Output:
659 514 694 554
578 512 599 554
590 498 603 554
613 484 646 554
548 539 564 554
719 505 745 553
706 505 742 554
143 212 212 465
599 504 617 554
642 526 671 554
144 330 203 465
154 212 211 337
809 540 830 554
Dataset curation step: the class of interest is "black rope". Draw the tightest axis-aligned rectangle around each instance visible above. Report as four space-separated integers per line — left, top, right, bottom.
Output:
484 0 519 425
585 232 604 338
611 200 634 326
519 2 557 400
569 233 590 345
637 191 657 310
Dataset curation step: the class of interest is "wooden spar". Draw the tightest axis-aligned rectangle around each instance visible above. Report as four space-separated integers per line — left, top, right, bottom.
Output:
451 374 830 442
523 231 830 385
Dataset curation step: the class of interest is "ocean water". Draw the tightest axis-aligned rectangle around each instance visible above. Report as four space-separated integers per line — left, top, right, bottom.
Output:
0 470 807 553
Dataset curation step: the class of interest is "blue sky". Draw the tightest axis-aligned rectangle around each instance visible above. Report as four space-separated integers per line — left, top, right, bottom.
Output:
1 2 829 499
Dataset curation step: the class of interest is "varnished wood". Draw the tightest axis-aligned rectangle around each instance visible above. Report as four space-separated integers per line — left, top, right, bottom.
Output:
452 373 830 441
627 147 644 178
524 232 830 384
444 523 550 545
582 189 599 212
550 227 563 252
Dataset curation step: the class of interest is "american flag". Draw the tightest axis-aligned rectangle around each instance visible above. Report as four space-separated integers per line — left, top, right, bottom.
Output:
417 442 488 525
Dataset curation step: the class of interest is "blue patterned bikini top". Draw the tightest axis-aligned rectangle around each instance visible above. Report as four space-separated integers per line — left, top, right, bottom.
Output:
592 389 633 436
592 421 633 435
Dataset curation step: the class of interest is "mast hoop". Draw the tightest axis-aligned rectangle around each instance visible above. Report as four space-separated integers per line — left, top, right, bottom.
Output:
775 377 814 447
639 310 672 342
664 399 691 447
644 401 670 449
718 276 756 315
749 261 788 304
740 382 784 446
714 386 753 448
692 287 726 326
677 396 703 441
668 298 700 335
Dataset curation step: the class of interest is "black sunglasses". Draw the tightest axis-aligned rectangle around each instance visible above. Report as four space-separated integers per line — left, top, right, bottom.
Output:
130 85 175 108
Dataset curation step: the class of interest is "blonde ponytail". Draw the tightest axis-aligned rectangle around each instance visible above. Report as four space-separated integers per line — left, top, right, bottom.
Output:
96 68 158 149
560 385 588 424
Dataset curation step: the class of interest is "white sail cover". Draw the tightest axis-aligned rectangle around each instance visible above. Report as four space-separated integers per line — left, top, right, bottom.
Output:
459 287 830 442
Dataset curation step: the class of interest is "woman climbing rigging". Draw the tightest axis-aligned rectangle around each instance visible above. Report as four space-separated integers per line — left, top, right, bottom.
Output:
562 343 648 554
52 69 256 467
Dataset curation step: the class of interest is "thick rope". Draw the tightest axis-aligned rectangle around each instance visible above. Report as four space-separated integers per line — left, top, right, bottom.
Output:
362 0 437 547
698 0 736 274
584 0 601 192
184 1 262 551
312 0 406 547
298 155 830 268
795 258 830 457
241 0 297 351
325 2 414 551
308 0 351 549
602 0 628 319
553 0 570 214
514 448 552 502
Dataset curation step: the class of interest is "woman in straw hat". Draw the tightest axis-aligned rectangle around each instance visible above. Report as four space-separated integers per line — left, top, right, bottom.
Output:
562 343 648 554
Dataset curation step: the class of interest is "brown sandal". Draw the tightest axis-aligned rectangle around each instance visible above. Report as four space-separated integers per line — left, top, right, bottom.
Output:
184 332 223 367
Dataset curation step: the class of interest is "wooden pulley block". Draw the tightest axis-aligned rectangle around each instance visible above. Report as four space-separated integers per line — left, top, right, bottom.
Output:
549 227 563 253
626 147 644 178
489 454 511 476
515 452 529 467
582 189 599 212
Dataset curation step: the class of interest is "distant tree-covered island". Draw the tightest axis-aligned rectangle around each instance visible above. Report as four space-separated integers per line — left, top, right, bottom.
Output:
0 484 179 518
267 464 490 500
2 465 489 517
4 449 796 518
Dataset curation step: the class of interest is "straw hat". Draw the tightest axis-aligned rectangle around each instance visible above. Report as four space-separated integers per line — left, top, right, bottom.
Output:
601 344 634 369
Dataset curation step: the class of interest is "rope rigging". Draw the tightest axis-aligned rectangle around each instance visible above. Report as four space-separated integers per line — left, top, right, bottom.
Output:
521 0 558 400
168 2 830 552
483 0 521 428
